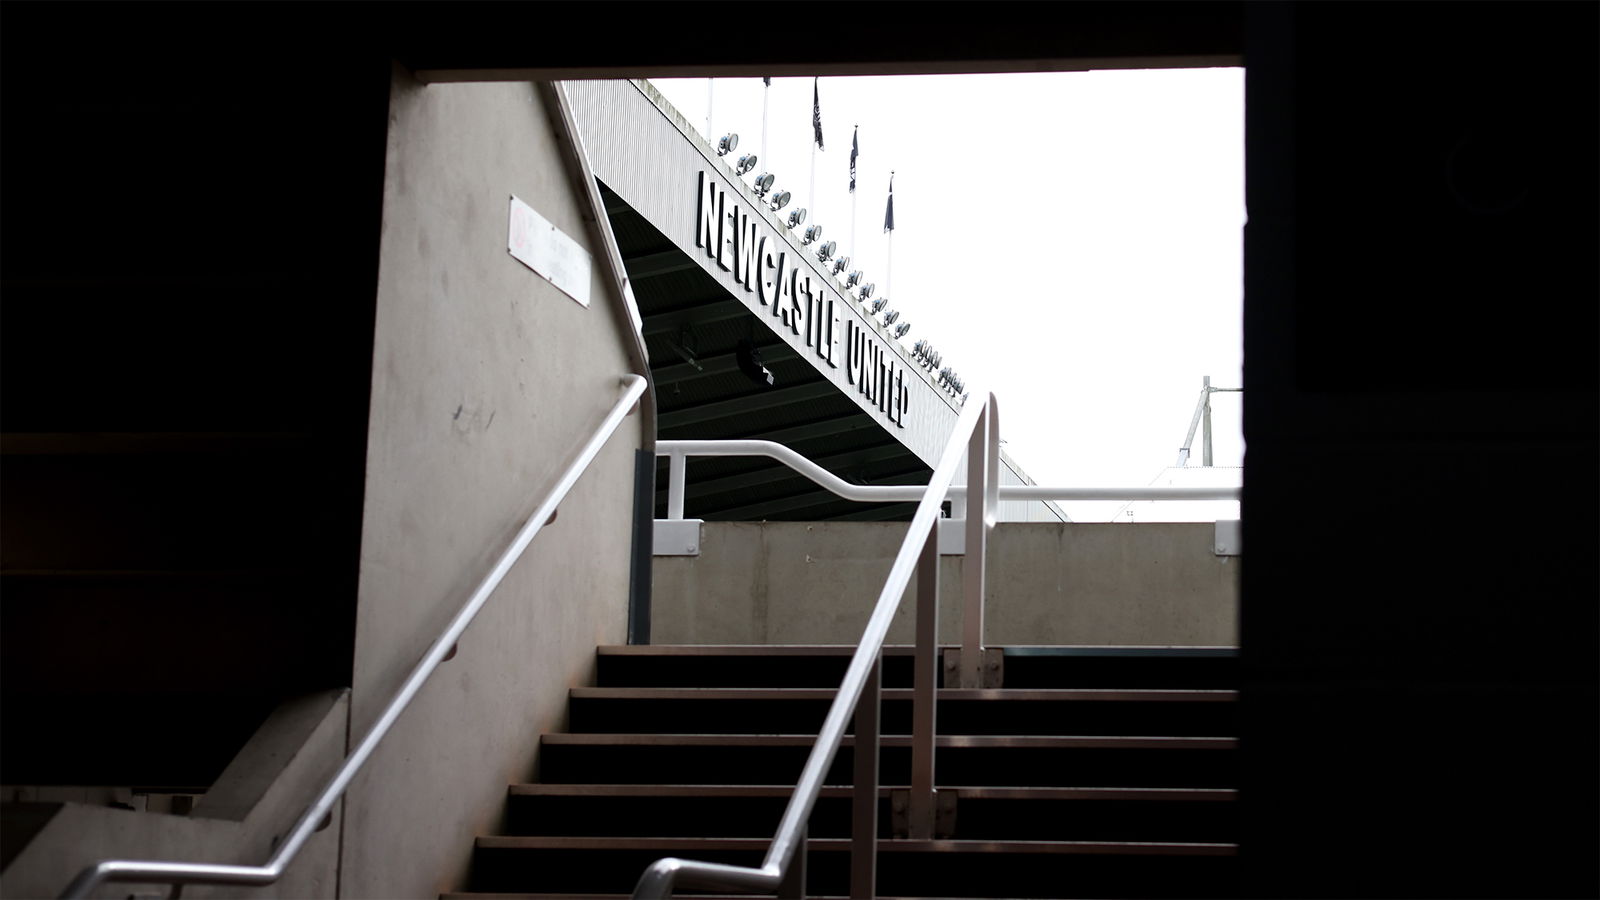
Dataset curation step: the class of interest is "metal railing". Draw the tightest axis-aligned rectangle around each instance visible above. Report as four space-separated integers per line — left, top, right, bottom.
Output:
657 440 1241 515
60 374 649 900
643 425 1239 899
632 391 1001 900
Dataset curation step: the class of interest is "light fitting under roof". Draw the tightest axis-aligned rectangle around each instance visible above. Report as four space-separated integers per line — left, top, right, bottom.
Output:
735 153 758 175
787 208 807 228
717 134 739 156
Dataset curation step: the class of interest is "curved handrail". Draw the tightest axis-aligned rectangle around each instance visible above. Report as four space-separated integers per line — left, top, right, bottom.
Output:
656 438 1239 514
632 391 1000 899
60 374 649 900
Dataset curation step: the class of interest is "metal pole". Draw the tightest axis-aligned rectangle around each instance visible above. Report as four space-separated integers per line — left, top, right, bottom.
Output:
706 78 713 142
959 403 990 689
777 825 807 899
908 527 939 839
1202 375 1214 468
668 452 686 520
851 659 880 899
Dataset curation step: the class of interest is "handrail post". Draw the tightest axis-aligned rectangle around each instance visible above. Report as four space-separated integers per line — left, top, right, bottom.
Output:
909 526 939 839
851 658 880 899
667 450 686 520
959 401 993 689
777 825 807 899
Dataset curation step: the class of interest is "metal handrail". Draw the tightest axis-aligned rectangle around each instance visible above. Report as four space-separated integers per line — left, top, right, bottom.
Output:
632 391 1000 900
60 374 649 900
657 438 1240 514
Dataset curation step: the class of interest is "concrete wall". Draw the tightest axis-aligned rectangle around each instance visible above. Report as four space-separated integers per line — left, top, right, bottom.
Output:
1 692 349 900
652 522 1236 646
337 70 643 898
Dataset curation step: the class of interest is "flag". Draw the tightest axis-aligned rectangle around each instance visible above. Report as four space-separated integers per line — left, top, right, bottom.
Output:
883 174 895 233
811 77 824 150
849 126 858 193
763 77 770 87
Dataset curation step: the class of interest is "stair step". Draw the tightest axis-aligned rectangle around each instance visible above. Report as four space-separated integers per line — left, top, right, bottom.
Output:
502 784 1238 842
537 734 1236 789
508 784 1237 800
542 734 1236 749
571 687 1237 701
479 836 1237 854
596 645 1239 689
569 687 1237 737
469 836 1239 897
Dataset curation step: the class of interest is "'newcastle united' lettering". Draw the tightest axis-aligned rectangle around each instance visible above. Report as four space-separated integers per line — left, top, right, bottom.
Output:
697 170 906 428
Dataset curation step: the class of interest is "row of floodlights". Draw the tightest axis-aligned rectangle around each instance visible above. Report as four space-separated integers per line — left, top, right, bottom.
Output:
718 134 798 216
868 295 911 338
721 133 917 345
912 340 963 396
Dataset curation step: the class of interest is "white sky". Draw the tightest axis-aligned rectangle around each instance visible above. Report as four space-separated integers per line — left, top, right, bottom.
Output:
652 70 1244 521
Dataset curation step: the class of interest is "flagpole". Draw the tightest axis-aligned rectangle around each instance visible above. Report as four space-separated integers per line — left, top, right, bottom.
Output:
706 78 713 141
850 125 859 260
886 171 895 301
761 78 769 164
810 77 821 226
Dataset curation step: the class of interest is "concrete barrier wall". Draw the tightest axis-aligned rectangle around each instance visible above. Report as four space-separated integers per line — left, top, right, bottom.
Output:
653 522 1237 646
341 70 642 898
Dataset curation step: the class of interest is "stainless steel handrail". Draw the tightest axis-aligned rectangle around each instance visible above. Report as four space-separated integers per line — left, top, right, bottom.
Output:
656 438 1239 515
631 391 1000 900
60 374 649 900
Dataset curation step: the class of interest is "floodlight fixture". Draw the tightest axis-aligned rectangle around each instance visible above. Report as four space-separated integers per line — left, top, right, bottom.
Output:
893 322 912 339
802 224 823 245
754 173 776 196
815 240 836 261
857 283 875 301
882 309 900 326
832 256 850 274
869 296 889 314
788 208 807 228
845 270 862 287
769 190 792 212
735 154 759 175
717 134 739 156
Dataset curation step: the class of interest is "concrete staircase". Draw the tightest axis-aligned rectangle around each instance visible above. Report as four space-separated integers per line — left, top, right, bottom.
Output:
446 644 1238 899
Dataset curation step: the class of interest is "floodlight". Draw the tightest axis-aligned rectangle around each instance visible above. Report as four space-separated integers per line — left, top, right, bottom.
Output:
754 173 776 196
869 296 889 314
832 256 850 274
736 339 775 388
769 190 792 212
845 270 862 287
802 224 823 245
815 240 836 261
882 309 900 326
735 153 759 175
718 134 739 156
788 208 807 228
893 322 912 338
857 283 875 301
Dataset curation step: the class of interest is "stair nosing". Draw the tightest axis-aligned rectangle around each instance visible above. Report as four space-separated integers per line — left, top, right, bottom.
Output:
571 687 1237 702
541 733 1237 749
475 835 1238 855
507 783 1237 800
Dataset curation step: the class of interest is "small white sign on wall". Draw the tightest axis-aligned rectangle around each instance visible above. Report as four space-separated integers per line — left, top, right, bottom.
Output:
508 195 591 308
